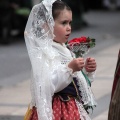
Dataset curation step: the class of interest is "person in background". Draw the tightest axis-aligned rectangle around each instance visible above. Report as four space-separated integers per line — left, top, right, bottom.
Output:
108 50 120 120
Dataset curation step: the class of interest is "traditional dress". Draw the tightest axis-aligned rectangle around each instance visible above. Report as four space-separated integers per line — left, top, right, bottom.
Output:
24 0 97 120
26 42 96 120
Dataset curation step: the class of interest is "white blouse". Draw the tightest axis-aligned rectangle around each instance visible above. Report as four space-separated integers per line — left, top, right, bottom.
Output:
51 41 95 93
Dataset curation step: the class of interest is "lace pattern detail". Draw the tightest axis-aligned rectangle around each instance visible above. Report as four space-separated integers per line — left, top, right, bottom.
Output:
76 72 97 107
75 99 91 120
25 1 58 120
57 47 96 107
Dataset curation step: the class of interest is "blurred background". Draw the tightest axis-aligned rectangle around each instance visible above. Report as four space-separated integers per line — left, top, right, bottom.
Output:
0 0 120 120
0 0 120 44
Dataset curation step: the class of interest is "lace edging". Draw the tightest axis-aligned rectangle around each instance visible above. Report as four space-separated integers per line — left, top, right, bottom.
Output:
75 99 91 120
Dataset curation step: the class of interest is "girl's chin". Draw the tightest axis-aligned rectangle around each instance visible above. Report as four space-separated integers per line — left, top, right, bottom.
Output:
53 39 68 44
62 41 67 44
64 38 68 42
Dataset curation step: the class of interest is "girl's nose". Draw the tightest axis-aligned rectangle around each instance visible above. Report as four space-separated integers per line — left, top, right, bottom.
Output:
67 24 71 31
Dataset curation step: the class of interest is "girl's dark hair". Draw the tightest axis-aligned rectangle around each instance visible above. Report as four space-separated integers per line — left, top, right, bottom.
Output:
52 0 71 19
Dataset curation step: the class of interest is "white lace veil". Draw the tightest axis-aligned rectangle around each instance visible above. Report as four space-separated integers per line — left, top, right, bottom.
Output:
24 0 59 119
24 0 97 119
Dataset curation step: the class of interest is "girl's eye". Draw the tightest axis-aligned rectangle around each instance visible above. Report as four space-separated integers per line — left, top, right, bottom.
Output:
69 21 72 25
62 21 67 25
62 21 72 26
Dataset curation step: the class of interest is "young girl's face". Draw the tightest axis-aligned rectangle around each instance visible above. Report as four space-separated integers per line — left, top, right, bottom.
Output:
54 9 72 44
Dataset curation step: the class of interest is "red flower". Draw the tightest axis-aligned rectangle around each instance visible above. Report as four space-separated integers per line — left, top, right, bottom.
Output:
79 36 87 42
67 36 95 57
68 36 87 44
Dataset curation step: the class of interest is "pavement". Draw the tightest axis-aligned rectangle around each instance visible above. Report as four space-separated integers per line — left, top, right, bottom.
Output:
0 10 120 120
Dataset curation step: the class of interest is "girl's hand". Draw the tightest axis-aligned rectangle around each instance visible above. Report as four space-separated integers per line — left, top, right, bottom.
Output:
68 58 85 73
85 57 97 72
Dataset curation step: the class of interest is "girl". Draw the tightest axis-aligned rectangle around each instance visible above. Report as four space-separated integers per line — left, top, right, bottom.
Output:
24 0 97 120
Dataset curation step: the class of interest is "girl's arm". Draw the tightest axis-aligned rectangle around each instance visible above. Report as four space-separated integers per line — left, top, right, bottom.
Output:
82 68 96 83
51 57 85 93
51 64 77 93
84 57 97 82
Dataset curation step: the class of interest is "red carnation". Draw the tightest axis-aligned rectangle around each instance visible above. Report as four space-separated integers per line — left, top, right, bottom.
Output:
67 36 95 57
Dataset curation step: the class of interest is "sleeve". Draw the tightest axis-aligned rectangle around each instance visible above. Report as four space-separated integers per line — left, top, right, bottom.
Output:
83 68 96 83
51 64 77 93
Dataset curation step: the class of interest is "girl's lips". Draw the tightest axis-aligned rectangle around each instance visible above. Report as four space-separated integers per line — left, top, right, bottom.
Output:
66 34 70 38
65 35 69 39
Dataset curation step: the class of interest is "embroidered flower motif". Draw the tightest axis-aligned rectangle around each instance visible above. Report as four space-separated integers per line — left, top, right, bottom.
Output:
67 36 95 57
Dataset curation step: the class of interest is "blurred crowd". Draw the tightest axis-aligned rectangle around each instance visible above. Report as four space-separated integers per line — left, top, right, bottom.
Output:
0 0 120 44
103 0 120 10
0 0 32 44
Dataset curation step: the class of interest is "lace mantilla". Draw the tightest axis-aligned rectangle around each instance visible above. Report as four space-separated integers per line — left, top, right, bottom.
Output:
24 0 96 120
24 0 58 120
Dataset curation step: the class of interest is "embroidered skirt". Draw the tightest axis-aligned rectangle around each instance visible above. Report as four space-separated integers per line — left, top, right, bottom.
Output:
28 96 80 120
52 96 80 120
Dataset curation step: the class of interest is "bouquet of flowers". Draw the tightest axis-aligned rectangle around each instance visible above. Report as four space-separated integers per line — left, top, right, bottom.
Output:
67 36 95 58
